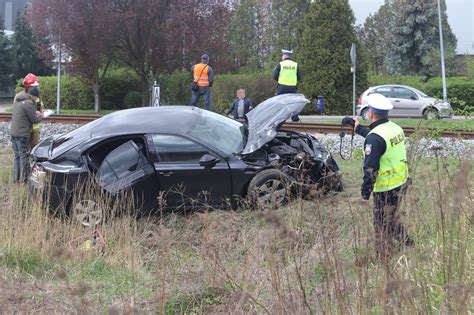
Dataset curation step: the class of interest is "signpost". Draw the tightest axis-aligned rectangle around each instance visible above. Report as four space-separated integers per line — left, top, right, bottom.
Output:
350 43 356 116
151 81 160 106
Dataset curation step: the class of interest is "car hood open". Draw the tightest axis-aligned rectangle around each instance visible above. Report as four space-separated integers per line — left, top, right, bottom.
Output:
242 94 310 154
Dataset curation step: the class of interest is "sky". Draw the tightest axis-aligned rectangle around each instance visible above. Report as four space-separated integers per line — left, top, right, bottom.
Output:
349 0 474 54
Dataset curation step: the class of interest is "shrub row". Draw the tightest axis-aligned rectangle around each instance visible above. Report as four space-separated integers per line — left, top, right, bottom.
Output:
30 70 474 115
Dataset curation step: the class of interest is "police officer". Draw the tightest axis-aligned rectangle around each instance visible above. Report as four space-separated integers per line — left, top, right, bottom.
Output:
273 49 302 121
353 93 413 257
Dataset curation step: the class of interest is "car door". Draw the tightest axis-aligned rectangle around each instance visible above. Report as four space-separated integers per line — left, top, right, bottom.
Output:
391 87 422 117
96 140 158 215
148 134 232 210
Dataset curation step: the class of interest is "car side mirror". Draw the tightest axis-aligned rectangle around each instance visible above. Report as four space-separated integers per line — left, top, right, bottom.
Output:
199 154 219 168
410 96 417 100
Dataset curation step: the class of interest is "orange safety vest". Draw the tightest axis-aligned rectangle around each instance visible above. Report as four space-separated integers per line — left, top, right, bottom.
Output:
193 63 210 87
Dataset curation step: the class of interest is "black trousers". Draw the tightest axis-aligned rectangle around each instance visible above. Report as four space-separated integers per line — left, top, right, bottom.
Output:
373 185 411 249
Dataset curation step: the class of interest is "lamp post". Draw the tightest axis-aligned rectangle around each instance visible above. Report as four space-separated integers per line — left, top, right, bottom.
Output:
56 33 61 114
437 0 447 101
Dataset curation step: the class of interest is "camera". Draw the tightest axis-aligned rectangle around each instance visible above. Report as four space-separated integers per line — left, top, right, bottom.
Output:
341 116 355 127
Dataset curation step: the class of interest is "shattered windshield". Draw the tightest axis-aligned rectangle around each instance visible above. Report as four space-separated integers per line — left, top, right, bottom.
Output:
188 110 244 155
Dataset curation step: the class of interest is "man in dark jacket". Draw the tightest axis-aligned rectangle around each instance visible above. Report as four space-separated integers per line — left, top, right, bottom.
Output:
10 86 43 182
226 89 253 122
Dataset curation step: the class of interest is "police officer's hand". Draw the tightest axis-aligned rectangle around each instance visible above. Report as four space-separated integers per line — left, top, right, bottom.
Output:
352 116 360 129
36 111 43 117
359 198 370 206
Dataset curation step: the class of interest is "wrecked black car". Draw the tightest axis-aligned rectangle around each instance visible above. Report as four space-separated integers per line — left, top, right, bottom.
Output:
29 94 342 226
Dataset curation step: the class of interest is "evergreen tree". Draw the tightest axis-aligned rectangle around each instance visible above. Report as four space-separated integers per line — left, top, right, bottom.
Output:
268 0 310 60
299 0 368 115
391 0 457 77
228 0 260 70
0 19 16 89
12 12 52 79
359 1 396 74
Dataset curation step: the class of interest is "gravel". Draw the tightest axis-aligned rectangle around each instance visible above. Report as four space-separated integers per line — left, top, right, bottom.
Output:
0 123 472 159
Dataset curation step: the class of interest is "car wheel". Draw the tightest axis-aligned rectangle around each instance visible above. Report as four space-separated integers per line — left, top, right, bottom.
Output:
248 169 289 209
361 108 369 120
423 108 439 120
71 199 103 227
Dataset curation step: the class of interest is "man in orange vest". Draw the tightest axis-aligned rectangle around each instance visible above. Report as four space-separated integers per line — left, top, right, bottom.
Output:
189 54 214 110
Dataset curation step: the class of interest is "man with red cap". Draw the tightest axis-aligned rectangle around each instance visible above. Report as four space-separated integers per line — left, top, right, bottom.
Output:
11 74 43 182
14 73 43 151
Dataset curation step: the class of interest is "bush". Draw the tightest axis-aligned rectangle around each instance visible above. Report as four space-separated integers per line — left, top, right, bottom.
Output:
123 91 143 108
37 76 93 110
100 67 141 110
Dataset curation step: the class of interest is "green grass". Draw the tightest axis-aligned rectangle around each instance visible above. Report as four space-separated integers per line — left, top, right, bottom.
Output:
0 153 472 313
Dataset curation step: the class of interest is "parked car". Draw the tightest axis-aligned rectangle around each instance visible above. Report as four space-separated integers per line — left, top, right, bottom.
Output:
357 85 453 120
29 94 342 226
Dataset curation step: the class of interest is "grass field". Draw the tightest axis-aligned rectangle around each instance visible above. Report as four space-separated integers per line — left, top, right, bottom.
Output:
0 143 472 313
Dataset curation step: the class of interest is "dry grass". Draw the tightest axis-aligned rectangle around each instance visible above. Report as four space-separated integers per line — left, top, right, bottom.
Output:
0 141 472 314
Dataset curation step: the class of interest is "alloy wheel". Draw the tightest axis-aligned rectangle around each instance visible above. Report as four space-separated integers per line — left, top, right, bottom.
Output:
72 200 103 227
256 179 287 208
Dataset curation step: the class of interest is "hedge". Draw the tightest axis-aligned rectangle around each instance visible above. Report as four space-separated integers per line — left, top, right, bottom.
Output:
27 71 474 115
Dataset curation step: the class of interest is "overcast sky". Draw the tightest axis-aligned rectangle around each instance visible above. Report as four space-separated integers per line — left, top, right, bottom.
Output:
349 0 474 54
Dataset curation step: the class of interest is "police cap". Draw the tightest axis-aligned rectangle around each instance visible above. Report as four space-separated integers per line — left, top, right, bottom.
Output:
281 49 293 57
367 93 393 115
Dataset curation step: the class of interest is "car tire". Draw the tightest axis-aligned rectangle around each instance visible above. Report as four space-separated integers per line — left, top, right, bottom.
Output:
248 169 289 209
360 108 369 120
71 199 103 227
423 108 439 120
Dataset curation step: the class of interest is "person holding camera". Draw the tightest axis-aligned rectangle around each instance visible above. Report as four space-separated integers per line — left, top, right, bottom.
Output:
352 93 413 258
189 54 214 110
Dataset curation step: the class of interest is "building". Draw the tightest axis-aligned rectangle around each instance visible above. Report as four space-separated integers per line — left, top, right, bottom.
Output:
0 0 28 32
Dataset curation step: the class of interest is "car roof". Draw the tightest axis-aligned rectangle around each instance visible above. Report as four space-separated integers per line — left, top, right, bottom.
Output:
371 84 414 90
89 106 202 138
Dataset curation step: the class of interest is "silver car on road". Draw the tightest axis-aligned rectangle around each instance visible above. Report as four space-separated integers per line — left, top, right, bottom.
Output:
357 85 453 120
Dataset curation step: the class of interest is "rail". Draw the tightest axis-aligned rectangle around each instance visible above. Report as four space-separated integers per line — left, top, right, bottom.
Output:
0 113 472 140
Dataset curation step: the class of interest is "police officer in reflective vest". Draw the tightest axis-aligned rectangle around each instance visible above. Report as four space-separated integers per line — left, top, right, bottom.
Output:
353 93 413 257
189 54 214 110
273 49 302 121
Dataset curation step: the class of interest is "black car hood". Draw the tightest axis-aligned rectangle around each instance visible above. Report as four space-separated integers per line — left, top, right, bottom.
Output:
242 94 310 154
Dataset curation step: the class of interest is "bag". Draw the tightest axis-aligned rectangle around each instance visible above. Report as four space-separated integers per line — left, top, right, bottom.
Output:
191 81 200 92
190 65 208 92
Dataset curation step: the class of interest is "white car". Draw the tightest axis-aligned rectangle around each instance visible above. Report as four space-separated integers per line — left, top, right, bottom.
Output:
357 85 453 120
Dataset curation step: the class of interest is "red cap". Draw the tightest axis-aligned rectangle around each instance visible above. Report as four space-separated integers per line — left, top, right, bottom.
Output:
23 73 40 89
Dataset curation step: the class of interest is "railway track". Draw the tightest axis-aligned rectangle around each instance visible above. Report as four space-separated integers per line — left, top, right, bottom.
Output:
0 112 473 140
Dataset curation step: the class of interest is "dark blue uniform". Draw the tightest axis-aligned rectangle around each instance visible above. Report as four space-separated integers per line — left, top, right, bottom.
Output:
356 118 412 251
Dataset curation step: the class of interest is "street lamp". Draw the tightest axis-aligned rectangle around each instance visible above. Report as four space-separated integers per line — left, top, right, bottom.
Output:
437 0 447 101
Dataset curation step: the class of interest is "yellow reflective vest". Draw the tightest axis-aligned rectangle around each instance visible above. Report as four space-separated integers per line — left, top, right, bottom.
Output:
368 121 409 192
278 60 298 86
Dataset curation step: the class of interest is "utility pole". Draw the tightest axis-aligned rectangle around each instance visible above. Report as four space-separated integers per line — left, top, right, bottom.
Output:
437 0 447 101
350 43 357 116
56 33 61 114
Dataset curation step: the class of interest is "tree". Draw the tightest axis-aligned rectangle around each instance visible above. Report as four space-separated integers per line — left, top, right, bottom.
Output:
390 0 457 77
29 0 114 112
299 0 368 115
0 19 15 89
12 12 53 79
359 1 396 74
228 0 260 70
268 0 310 61
111 0 171 106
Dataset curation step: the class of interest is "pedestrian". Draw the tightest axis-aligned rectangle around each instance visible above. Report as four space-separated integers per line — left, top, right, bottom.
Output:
14 73 43 151
10 85 43 183
273 49 302 122
189 54 214 110
352 93 413 259
225 89 253 123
